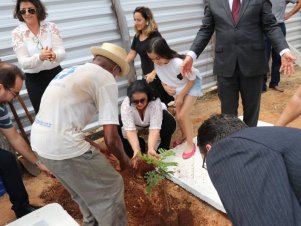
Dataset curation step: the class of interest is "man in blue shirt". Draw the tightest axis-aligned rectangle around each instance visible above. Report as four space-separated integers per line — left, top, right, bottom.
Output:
0 61 51 218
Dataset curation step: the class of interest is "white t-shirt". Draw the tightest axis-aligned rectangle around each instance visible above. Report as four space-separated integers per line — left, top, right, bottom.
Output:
154 58 201 95
120 97 163 139
30 63 119 160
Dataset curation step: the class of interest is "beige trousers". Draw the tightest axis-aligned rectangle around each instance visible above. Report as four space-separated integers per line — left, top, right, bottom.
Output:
38 147 127 226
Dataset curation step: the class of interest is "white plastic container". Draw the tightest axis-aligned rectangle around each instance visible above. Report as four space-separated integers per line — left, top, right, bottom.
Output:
7 203 80 226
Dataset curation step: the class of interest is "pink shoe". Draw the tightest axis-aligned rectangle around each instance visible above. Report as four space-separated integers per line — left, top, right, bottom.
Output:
182 144 196 159
172 139 185 148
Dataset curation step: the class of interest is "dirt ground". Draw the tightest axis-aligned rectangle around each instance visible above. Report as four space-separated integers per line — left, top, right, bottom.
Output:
1 68 301 226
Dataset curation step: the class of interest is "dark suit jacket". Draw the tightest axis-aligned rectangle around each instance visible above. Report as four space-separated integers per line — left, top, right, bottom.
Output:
207 127 301 226
191 0 289 77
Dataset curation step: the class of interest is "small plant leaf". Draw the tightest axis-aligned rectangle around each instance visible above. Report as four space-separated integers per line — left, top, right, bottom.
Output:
140 148 177 194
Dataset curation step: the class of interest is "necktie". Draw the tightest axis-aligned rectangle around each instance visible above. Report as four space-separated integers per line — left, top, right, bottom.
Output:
232 0 240 24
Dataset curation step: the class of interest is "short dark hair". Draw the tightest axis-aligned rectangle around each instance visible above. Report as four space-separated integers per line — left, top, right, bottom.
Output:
197 114 248 154
147 37 185 60
127 80 155 104
0 62 25 89
14 0 48 22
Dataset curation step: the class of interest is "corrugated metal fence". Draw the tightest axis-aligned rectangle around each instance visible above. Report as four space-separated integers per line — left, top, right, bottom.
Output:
0 0 301 135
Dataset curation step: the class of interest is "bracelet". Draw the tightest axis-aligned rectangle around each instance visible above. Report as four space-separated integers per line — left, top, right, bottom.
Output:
35 160 42 167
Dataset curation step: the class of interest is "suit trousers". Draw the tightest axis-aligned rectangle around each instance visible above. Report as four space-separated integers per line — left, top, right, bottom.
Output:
217 63 263 127
0 149 29 214
38 147 127 226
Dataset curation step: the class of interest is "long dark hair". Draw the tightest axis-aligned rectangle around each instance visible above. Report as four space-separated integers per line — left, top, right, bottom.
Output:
14 0 48 22
147 37 185 60
127 80 156 104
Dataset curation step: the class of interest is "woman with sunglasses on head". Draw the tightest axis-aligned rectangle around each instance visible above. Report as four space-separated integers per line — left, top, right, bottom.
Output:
118 80 176 164
12 0 65 114
127 6 174 107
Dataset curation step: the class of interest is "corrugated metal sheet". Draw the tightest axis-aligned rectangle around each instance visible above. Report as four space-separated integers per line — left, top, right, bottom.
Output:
120 0 216 89
1 0 301 136
285 3 301 51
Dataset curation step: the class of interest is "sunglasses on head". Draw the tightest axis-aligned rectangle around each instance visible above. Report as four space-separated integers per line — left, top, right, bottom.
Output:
19 8 36 15
131 98 146 105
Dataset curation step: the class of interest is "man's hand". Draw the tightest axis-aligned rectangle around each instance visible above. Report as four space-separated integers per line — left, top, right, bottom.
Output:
119 157 131 171
181 55 193 76
280 52 296 76
284 13 291 21
36 162 52 176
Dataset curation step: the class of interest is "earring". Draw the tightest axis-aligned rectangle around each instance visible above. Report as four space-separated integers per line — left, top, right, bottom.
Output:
146 21 149 26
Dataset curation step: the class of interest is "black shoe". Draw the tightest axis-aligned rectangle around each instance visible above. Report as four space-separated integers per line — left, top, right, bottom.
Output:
14 204 42 218
269 85 284 92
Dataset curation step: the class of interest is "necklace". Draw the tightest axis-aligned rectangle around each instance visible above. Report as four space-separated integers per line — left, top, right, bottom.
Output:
32 29 43 50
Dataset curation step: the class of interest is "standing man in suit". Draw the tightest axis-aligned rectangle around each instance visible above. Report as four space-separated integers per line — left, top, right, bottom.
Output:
182 0 296 126
197 114 301 226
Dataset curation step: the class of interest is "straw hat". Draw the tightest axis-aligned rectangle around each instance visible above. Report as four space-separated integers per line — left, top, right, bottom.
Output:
90 43 130 76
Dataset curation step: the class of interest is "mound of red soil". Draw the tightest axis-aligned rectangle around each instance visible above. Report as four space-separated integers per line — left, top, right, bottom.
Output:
40 161 194 226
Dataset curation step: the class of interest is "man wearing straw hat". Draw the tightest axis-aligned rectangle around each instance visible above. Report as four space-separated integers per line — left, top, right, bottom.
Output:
30 43 131 226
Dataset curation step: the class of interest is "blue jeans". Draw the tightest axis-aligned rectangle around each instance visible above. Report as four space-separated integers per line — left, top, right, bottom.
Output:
263 23 286 89
0 149 29 213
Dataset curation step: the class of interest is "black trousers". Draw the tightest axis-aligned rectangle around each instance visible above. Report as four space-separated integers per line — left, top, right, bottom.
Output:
118 110 176 157
25 65 62 114
217 63 263 127
0 149 29 213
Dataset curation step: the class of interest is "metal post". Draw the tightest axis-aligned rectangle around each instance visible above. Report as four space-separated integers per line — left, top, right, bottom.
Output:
111 0 136 83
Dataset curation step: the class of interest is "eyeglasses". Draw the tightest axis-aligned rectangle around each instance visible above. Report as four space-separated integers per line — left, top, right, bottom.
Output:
131 98 146 105
19 8 36 15
6 88 19 98
202 153 207 170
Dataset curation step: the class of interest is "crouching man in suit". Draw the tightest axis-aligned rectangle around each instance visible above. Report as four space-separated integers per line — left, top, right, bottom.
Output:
197 114 301 226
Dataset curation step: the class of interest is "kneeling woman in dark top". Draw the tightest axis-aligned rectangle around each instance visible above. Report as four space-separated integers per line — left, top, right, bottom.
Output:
118 80 176 160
